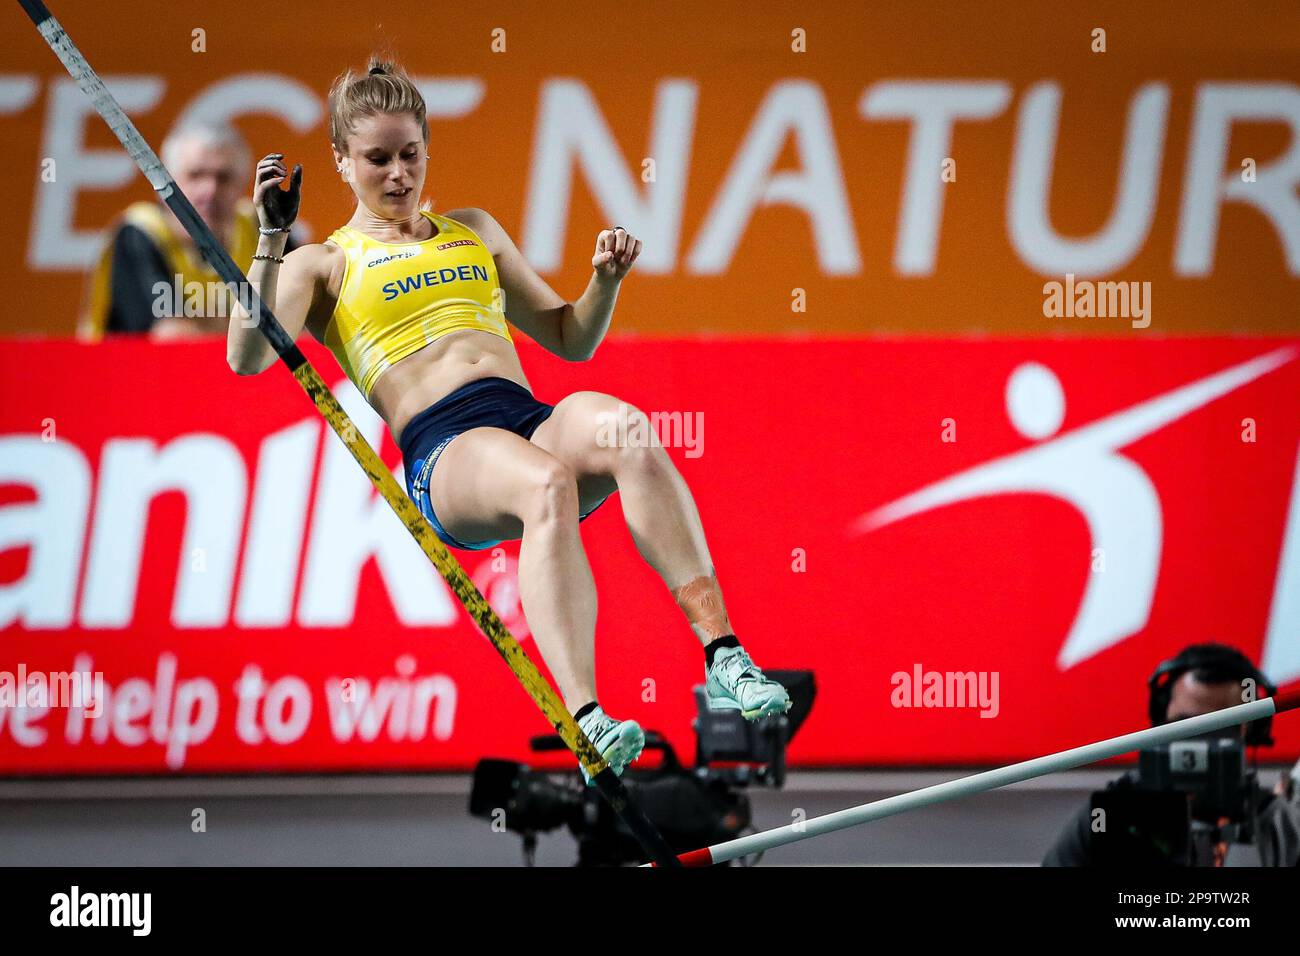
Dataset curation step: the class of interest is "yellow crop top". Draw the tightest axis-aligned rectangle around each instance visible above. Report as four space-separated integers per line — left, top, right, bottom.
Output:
322 210 513 396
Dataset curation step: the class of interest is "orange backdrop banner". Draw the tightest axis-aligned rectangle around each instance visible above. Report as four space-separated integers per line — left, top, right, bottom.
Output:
2 0 1298 337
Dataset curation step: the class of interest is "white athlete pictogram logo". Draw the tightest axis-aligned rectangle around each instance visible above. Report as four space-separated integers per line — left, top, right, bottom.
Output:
854 347 1298 670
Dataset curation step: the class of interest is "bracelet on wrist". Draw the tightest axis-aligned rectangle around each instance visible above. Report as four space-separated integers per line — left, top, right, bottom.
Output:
252 253 285 264
257 224 292 235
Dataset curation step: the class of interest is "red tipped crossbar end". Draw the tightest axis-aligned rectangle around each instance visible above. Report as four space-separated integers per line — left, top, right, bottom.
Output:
651 848 713 868
1272 687 1300 715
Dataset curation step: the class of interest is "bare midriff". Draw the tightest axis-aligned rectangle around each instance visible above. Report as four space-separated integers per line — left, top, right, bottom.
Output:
368 328 533 446
307 241 533 446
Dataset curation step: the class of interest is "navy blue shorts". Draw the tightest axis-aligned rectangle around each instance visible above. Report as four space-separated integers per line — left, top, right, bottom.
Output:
399 377 612 551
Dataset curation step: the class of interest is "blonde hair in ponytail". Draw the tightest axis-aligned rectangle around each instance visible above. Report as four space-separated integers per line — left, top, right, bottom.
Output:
327 54 429 155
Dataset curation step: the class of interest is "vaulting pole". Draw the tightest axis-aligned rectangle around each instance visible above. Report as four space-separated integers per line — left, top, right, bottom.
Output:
17 0 679 868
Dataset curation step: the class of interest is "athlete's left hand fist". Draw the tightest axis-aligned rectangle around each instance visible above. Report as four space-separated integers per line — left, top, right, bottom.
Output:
593 226 642 279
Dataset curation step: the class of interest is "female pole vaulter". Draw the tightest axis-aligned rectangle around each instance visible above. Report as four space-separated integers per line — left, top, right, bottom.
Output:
227 57 790 784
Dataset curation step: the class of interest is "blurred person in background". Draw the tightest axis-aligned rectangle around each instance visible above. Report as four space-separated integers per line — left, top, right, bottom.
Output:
78 121 300 340
1043 643 1300 866
1280 757 1300 806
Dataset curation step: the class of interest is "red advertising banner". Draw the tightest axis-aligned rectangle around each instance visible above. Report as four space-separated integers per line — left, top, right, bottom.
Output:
1 337 1298 773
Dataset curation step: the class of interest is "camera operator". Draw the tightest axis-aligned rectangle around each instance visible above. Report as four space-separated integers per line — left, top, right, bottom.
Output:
1280 757 1300 807
1042 643 1300 866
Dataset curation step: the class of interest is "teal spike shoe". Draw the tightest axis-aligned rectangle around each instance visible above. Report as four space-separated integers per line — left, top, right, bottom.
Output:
576 704 645 786
705 645 792 719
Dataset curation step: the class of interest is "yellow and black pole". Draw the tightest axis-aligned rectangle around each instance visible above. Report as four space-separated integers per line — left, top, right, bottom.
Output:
18 0 680 868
